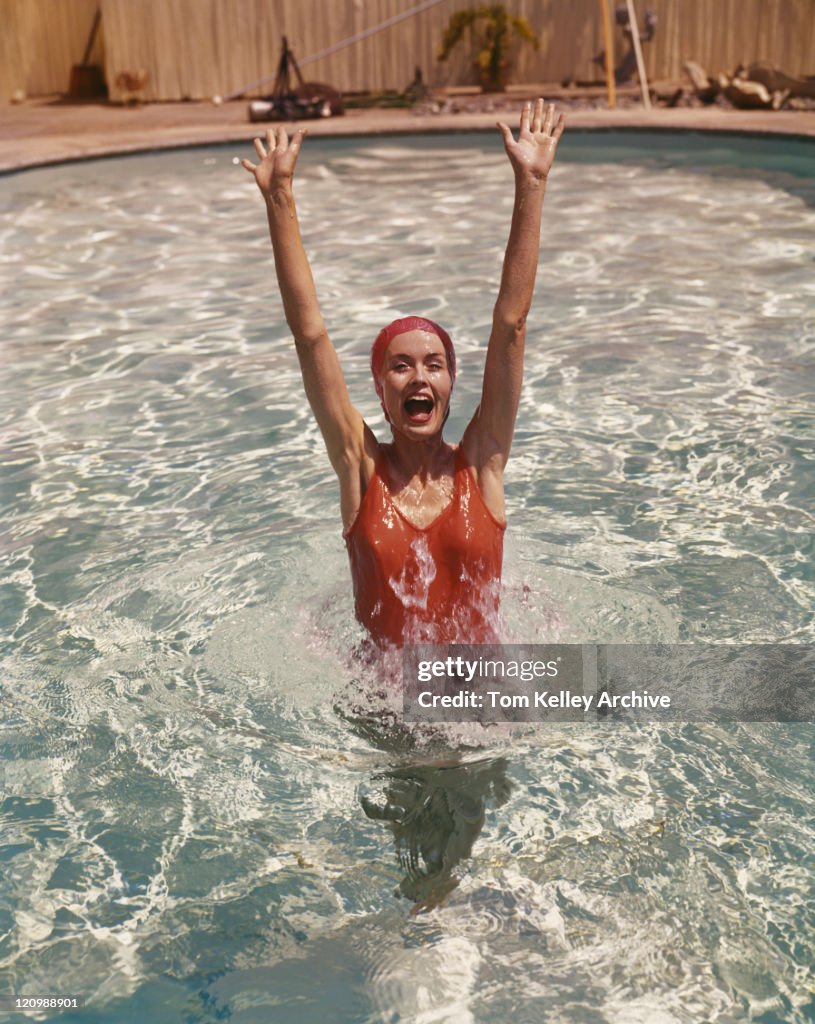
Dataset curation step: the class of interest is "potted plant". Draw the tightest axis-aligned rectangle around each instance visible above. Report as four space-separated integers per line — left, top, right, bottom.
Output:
438 4 539 93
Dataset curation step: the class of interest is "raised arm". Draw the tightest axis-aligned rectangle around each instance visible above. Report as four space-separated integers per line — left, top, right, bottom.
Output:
242 128 372 524
463 100 564 504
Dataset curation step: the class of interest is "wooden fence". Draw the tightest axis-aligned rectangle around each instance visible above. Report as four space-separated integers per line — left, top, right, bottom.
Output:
2 0 813 104
1 0 101 100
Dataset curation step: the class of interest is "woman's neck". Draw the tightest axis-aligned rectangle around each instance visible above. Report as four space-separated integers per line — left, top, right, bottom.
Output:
387 431 452 483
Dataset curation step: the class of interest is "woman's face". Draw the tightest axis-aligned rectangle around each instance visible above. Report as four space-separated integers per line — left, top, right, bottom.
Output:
380 330 453 439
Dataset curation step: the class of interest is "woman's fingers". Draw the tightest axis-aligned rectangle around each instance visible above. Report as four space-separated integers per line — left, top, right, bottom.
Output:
496 121 514 151
522 99 561 139
532 97 543 133
553 112 566 141
244 124 308 185
519 102 531 135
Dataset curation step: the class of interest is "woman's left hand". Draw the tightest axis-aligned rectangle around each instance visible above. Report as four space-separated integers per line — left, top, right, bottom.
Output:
497 99 565 182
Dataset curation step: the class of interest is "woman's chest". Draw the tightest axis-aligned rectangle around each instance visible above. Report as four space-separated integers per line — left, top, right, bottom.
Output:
389 473 455 529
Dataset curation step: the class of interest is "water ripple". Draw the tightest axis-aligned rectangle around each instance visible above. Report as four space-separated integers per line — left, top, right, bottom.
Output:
0 134 813 1021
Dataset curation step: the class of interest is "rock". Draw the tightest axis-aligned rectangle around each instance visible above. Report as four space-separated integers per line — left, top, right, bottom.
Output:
788 96 815 111
654 86 684 107
743 62 815 99
720 73 784 110
683 61 719 103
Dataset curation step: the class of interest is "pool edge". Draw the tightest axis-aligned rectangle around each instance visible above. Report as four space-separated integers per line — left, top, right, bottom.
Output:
1 103 813 176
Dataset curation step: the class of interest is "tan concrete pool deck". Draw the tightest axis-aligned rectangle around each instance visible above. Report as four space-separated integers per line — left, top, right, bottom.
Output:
0 95 813 173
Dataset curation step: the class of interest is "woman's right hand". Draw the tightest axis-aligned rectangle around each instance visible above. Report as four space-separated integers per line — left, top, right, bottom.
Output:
241 126 306 196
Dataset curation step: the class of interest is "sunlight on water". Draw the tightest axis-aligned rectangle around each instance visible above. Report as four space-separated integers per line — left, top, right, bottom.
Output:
0 133 814 1022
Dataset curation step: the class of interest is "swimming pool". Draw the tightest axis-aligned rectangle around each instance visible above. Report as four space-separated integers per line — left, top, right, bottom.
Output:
1 131 813 1021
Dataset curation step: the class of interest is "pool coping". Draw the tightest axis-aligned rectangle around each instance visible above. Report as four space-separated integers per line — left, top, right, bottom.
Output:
1 98 813 174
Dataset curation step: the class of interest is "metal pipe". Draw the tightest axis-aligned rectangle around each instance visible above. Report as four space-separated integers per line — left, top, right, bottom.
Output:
625 0 652 110
599 0 616 109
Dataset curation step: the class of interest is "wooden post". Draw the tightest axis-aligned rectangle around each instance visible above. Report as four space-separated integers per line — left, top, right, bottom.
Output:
599 0 616 109
625 0 652 109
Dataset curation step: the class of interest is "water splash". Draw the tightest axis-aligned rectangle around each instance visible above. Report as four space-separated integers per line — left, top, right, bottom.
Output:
388 534 437 612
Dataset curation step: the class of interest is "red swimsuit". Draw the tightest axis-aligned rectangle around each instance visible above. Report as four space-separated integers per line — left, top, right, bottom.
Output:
344 447 505 646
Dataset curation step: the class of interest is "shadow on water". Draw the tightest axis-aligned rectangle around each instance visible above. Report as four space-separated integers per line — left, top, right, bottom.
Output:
360 756 512 914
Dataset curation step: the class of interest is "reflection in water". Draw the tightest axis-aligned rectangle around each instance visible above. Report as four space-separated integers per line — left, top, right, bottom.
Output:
361 757 512 912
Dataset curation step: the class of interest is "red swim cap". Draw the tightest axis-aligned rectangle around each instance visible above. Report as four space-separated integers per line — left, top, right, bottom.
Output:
370 316 456 401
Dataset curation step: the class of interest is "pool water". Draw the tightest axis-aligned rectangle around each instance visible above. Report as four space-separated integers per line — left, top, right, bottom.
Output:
0 132 813 1022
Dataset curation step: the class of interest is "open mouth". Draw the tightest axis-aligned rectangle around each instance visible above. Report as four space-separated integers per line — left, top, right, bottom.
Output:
404 395 434 423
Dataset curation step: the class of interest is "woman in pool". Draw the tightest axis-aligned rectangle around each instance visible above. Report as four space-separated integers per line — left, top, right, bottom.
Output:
242 100 564 647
